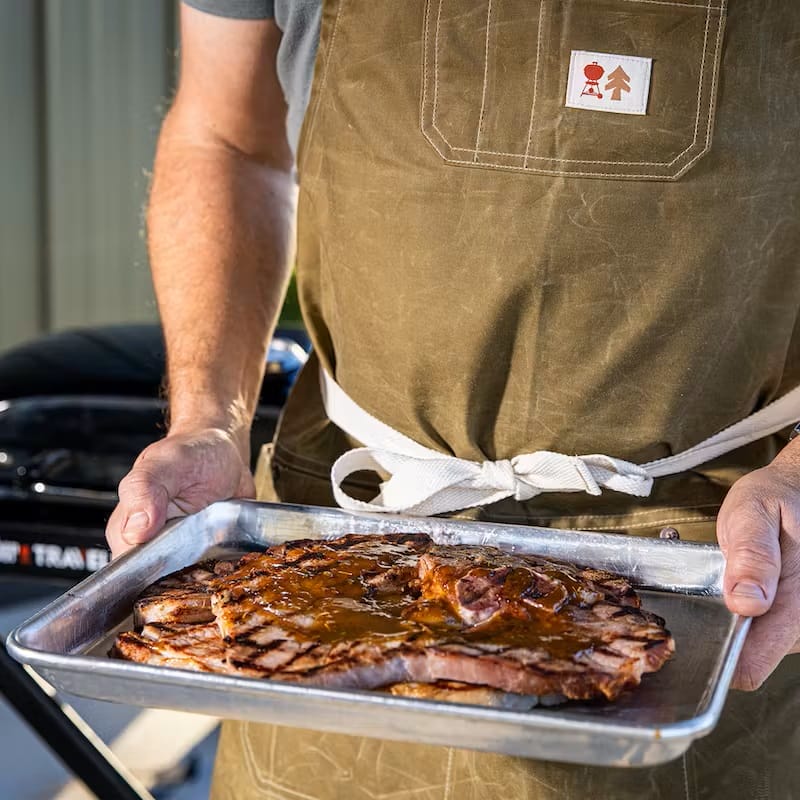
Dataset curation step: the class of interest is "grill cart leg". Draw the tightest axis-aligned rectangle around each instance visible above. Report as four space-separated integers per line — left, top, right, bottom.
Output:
0 638 155 800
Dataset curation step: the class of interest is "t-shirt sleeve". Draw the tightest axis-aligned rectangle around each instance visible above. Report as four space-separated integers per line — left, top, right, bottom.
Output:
182 0 274 19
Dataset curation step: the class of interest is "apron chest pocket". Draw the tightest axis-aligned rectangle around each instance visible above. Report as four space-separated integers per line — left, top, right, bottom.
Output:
421 0 727 181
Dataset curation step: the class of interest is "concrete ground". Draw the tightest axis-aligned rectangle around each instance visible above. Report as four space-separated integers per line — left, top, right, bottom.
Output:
1 578 219 800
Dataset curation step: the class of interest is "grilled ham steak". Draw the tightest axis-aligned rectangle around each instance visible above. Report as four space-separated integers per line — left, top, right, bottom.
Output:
132 560 235 628
112 533 674 702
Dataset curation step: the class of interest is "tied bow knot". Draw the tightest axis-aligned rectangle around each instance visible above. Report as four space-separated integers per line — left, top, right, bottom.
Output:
479 458 527 499
329 446 654 517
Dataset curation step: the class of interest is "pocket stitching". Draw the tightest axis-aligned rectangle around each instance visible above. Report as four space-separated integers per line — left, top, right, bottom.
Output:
522 0 547 168
422 0 726 178
628 0 721 7
432 0 716 165
471 0 494 159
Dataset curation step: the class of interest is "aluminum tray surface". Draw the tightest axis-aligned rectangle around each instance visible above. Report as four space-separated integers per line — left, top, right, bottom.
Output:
7 501 748 767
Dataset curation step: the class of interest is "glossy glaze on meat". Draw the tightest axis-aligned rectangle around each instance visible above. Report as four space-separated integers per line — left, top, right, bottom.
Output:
112 534 674 702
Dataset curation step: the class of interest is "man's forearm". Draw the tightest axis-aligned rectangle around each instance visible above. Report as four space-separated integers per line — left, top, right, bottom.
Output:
106 10 297 555
147 109 296 455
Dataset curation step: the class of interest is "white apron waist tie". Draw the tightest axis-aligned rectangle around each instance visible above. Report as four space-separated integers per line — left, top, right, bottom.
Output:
320 368 800 516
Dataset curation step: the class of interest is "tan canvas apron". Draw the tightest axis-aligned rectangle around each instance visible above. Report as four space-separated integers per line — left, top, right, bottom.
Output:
212 1 800 797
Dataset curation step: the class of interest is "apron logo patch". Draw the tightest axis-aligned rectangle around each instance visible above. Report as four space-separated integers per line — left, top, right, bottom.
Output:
565 51 652 116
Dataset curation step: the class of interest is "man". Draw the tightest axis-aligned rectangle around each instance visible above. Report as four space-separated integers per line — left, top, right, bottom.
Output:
106 1 800 798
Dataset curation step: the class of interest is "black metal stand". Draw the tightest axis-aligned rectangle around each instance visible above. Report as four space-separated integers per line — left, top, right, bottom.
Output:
0 638 154 800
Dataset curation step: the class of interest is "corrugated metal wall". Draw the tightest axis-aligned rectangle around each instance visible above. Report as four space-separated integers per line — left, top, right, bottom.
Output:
0 0 176 351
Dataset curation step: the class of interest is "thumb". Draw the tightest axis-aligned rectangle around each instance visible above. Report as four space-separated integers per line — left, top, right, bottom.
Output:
717 482 782 618
109 462 180 552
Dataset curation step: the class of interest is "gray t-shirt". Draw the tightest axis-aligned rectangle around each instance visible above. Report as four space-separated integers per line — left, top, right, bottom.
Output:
183 0 320 156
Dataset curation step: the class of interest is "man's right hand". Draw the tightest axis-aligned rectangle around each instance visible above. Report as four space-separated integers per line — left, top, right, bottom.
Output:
105 428 255 558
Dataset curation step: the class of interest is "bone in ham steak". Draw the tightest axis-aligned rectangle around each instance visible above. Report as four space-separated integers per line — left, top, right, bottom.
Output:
112 533 674 702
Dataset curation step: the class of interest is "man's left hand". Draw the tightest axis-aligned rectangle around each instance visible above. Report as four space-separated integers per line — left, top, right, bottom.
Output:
717 442 800 690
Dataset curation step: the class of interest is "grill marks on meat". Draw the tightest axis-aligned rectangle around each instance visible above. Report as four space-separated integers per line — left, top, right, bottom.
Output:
112 622 237 674
112 534 674 702
211 534 430 643
133 560 235 627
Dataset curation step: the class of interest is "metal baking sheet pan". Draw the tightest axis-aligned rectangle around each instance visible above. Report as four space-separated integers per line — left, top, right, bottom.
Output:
7 500 748 767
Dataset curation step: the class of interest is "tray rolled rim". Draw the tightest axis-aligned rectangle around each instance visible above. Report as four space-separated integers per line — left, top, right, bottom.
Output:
236 499 724 552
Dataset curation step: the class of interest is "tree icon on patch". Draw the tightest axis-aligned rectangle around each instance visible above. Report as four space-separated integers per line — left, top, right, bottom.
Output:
605 66 631 101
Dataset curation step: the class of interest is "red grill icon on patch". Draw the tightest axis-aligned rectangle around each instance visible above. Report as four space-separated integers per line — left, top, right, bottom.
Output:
581 61 605 99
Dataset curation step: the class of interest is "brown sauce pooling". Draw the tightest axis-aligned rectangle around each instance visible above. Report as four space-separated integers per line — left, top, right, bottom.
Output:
212 537 612 659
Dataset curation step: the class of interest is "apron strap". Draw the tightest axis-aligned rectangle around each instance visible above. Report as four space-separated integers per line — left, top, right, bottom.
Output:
643 385 800 476
321 368 800 516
